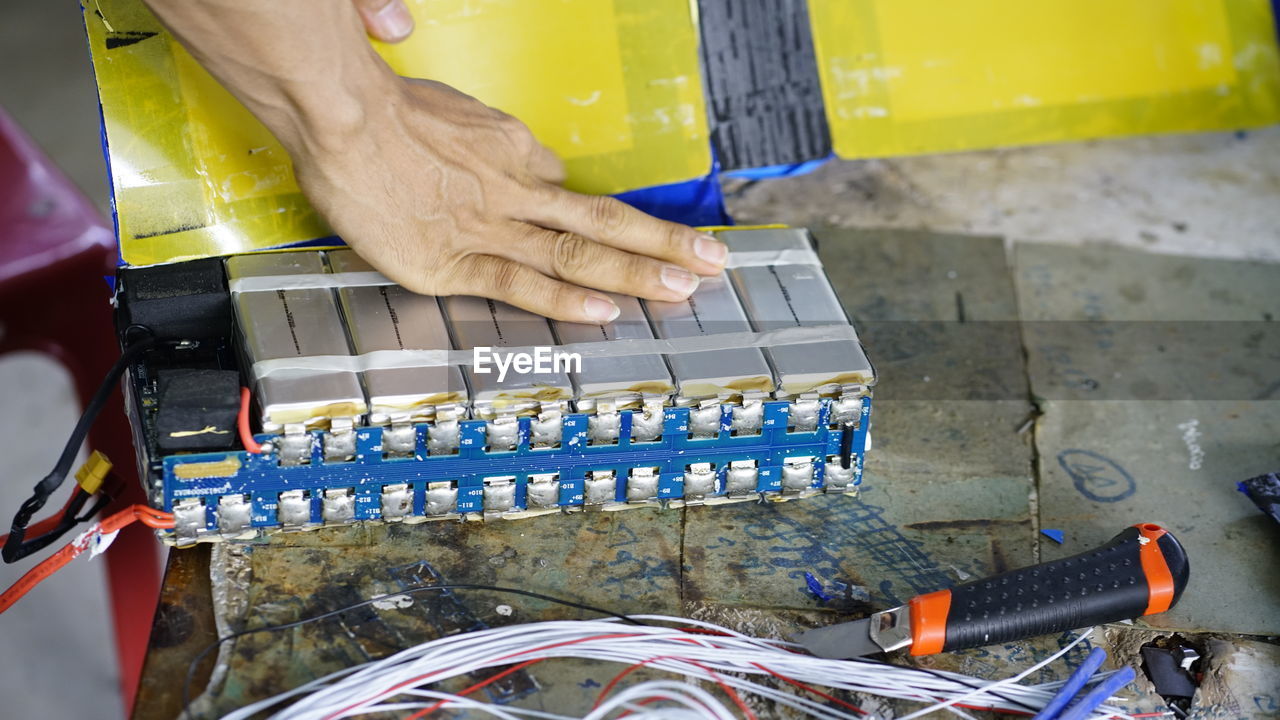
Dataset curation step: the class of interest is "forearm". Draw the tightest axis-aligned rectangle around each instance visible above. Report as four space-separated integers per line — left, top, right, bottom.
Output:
139 0 724 323
141 0 395 155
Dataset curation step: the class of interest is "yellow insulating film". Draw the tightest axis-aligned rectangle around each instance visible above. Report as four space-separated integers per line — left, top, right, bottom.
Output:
83 0 331 266
83 0 710 267
808 0 1280 158
377 0 711 194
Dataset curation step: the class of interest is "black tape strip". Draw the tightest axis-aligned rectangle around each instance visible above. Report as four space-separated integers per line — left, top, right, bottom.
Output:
697 0 832 171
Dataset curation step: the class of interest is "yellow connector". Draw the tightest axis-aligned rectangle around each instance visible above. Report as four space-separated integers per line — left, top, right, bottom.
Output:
74 451 113 496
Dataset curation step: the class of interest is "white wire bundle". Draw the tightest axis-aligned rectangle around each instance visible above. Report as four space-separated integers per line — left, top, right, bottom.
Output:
220 616 1135 720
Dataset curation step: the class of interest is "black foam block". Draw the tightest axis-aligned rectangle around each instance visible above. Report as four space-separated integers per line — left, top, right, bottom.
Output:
155 369 240 451
118 257 232 341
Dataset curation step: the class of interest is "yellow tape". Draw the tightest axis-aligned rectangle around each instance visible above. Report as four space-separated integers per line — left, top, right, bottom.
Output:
172 456 242 480
809 0 1280 158
83 0 710 267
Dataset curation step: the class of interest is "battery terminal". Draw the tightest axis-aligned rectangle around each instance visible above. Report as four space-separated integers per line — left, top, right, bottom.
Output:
530 405 563 449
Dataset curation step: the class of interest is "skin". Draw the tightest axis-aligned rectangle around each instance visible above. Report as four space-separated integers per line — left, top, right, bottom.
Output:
142 0 728 323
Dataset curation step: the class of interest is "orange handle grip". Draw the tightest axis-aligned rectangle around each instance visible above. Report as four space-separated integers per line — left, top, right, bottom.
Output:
907 523 1189 656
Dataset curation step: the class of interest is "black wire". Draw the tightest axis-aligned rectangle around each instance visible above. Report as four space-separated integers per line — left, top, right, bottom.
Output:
5 478 118 560
181 582 649 718
74 494 113 524
3 331 155 563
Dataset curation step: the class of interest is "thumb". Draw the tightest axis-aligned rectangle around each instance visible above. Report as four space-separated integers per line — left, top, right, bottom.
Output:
352 0 415 43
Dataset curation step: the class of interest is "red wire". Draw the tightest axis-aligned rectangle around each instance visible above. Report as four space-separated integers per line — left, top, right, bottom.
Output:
308 620 1145 720
595 655 687 707
238 387 262 454
595 652 757 720
0 491 81 546
402 659 545 720
748 662 866 715
321 632 642 720
0 504 174 614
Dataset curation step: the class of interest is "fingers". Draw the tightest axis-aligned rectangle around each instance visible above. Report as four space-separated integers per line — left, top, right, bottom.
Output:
445 254 621 324
485 108 565 185
505 227 700 302
351 0 414 43
528 144 566 185
517 187 728 276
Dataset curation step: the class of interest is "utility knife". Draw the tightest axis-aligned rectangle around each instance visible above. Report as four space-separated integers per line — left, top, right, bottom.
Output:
794 523 1189 658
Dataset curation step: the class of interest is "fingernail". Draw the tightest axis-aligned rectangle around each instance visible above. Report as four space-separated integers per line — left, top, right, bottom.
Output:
373 0 414 41
583 295 620 323
694 234 727 267
660 264 700 296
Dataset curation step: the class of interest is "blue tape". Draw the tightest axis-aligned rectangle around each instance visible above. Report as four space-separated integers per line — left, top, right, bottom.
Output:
614 174 732 228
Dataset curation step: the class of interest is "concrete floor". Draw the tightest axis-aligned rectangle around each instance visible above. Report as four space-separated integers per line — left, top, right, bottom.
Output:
1 1 1277 718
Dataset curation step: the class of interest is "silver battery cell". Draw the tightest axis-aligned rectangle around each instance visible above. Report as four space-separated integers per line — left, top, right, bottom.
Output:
227 252 367 432
720 229 874 400
442 296 573 420
552 293 674 412
643 273 774 404
326 249 468 425
553 293 672 444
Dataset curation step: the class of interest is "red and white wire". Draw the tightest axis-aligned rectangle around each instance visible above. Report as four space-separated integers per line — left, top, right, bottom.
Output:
217 615 1138 720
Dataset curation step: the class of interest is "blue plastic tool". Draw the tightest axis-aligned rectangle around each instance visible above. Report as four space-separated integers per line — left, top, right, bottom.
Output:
1033 646 1137 720
1032 647 1108 720
1058 666 1137 720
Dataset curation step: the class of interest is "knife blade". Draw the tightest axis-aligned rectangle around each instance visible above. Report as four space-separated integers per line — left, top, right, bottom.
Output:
793 523 1189 659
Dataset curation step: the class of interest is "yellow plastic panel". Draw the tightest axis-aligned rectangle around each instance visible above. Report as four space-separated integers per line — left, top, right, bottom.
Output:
374 0 710 193
84 0 709 266
376 1 633 161
809 0 1280 158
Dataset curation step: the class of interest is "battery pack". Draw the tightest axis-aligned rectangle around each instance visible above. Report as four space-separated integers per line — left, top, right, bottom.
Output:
123 227 876 544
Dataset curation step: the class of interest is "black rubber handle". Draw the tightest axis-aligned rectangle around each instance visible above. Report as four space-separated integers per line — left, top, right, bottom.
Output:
908 524 1189 655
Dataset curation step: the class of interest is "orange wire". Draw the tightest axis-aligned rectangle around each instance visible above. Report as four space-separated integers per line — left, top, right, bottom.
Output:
239 387 263 454
0 504 174 615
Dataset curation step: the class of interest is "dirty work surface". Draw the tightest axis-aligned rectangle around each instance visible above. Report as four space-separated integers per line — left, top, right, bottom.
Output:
133 230 1280 720
1015 244 1280 634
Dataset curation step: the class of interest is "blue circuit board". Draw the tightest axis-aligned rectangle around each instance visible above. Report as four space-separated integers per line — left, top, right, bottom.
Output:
160 398 870 534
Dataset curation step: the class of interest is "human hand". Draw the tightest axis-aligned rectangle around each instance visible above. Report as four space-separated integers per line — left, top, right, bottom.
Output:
291 73 727 323
144 0 726 322
350 0 415 44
